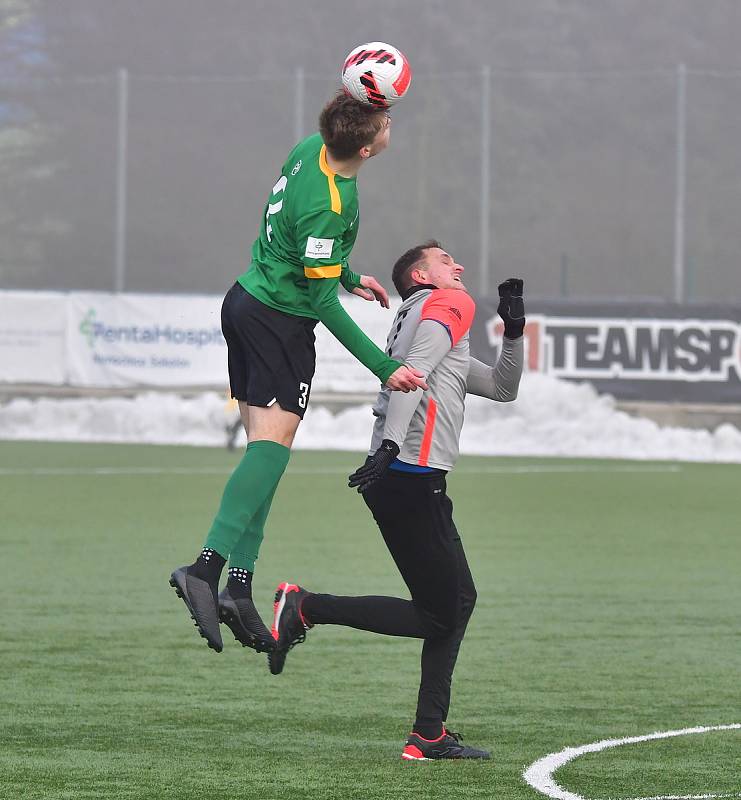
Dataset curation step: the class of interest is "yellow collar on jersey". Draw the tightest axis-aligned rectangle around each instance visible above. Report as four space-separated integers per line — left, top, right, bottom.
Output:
318 145 342 215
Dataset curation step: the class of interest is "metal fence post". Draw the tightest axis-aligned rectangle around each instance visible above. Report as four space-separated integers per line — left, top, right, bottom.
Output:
560 253 569 298
479 65 491 297
294 67 305 144
115 67 129 293
673 62 687 304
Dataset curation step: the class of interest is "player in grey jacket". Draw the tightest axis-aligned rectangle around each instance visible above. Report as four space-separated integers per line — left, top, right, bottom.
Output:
268 240 525 761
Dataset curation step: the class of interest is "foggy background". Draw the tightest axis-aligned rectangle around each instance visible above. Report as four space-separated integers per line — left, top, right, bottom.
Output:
2 0 741 302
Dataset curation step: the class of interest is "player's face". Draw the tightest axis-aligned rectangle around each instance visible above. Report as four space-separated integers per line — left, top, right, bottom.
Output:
363 112 391 159
416 248 466 290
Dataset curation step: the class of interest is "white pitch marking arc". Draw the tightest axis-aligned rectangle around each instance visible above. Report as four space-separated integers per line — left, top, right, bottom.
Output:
523 724 741 800
629 795 741 800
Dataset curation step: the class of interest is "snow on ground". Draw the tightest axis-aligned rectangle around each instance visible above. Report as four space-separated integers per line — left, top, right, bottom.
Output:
2 373 741 463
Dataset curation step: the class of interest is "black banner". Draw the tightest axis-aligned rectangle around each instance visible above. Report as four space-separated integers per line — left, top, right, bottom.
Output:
470 299 741 403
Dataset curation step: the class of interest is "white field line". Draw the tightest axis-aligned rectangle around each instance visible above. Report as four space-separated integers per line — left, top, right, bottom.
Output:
523 723 741 800
627 795 741 800
0 464 683 477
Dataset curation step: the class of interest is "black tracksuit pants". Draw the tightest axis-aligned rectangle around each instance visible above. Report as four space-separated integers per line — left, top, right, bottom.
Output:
301 470 477 733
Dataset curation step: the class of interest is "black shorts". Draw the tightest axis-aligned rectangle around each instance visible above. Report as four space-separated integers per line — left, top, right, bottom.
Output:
221 282 318 418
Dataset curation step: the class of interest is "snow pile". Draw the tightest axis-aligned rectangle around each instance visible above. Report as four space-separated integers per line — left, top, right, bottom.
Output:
0 391 231 447
2 373 741 463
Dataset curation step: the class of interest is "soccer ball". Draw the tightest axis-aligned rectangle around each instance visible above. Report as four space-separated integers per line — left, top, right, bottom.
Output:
341 42 412 109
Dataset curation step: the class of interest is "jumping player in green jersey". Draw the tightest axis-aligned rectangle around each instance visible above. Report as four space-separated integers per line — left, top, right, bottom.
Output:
170 93 426 655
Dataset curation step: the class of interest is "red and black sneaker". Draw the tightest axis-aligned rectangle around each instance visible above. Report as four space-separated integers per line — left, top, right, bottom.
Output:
401 729 491 760
267 582 311 676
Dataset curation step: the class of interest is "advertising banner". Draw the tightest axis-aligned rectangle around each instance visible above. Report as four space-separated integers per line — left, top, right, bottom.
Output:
66 292 227 387
4 289 740 402
62 291 396 391
471 298 741 403
0 291 66 384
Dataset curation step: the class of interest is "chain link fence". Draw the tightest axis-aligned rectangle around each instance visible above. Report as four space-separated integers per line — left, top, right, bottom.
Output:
1 67 740 302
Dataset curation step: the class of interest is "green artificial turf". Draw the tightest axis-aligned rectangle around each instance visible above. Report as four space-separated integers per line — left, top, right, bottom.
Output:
0 442 739 799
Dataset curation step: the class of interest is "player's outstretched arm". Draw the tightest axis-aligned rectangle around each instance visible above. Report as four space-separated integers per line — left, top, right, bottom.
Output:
466 346 523 401
338 269 426 389
307 275 427 391
466 277 525 401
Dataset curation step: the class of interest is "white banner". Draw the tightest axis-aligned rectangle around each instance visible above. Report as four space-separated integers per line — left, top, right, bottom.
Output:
66 292 227 387
0 291 66 384
0 289 402 390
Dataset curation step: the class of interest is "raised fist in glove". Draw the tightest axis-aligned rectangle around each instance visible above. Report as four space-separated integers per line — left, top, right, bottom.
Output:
348 439 400 493
497 278 525 339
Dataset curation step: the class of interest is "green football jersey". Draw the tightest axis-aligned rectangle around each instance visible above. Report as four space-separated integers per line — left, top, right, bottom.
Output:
238 133 362 318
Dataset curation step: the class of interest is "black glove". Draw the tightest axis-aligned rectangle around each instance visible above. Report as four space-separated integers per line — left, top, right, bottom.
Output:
497 278 525 338
348 439 400 493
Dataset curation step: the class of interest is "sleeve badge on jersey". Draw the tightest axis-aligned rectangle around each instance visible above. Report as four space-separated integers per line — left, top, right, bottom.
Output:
305 236 335 259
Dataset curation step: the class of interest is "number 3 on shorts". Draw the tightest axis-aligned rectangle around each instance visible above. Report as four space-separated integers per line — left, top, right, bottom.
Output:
298 382 309 409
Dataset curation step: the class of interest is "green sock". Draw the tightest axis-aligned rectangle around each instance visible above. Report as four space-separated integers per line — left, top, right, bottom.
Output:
204 440 290 558
228 482 279 573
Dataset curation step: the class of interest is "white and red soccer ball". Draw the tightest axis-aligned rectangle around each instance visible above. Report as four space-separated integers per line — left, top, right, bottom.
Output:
341 42 412 109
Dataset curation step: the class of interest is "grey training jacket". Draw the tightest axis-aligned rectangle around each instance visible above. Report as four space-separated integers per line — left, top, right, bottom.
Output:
369 285 524 471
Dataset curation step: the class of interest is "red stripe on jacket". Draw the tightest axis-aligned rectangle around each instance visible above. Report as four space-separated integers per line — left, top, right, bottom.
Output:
418 398 438 466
